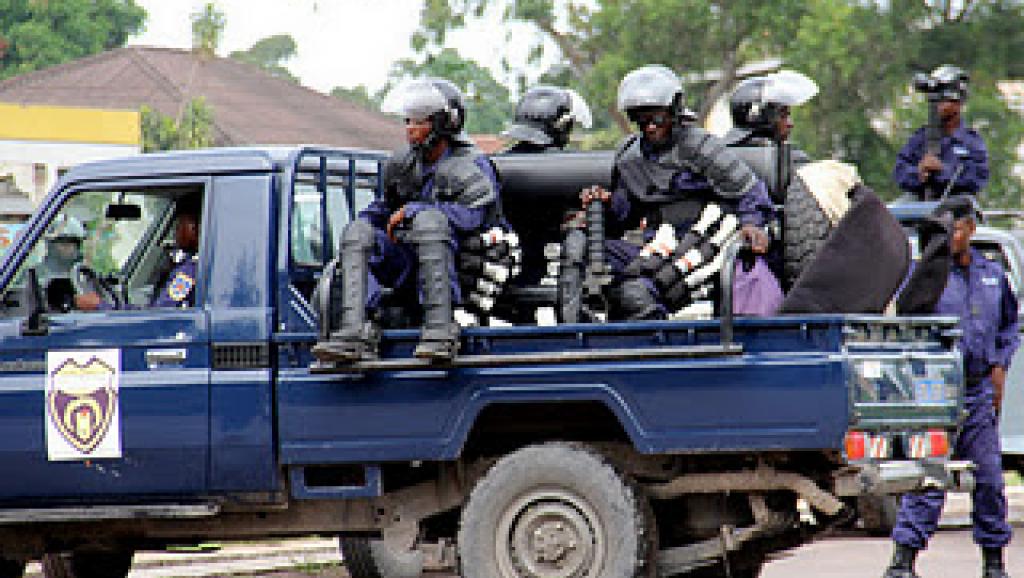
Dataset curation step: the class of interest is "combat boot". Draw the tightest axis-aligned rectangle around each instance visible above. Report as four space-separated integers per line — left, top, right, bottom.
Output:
318 221 380 363
411 210 460 362
617 279 664 321
882 543 920 578
983 547 1010 578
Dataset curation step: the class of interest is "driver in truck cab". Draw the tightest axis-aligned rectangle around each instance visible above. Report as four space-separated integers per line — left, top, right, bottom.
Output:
74 201 201 311
39 214 86 312
883 196 1019 578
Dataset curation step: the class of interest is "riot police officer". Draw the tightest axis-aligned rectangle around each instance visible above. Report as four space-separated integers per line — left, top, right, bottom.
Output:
40 214 86 281
883 196 1018 578
319 78 499 363
893 65 988 199
562 64 772 321
724 69 819 201
502 85 593 153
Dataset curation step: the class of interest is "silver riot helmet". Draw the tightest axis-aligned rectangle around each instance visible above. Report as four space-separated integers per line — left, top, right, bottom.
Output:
617 65 685 122
502 85 594 149
381 77 470 152
729 70 818 139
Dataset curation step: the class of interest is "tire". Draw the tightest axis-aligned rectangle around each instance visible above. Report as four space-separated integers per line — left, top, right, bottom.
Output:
783 175 832 287
858 495 900 537
41 549 133 578
457 441 656 578
0 558 24 578
339 537 424 578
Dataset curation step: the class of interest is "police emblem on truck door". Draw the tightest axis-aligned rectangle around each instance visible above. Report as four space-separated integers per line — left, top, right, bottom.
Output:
45 350 121 460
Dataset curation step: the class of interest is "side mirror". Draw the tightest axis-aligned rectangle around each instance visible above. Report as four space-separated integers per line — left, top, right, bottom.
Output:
21 268 48 336
105 203 141 221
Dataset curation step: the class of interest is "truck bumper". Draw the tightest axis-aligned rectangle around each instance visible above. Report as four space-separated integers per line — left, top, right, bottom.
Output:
834 460 975 496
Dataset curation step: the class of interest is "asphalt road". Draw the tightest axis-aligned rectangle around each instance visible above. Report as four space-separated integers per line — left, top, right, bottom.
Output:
248 531 1022 578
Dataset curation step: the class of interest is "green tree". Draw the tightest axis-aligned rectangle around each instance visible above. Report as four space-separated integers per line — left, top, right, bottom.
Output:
191 2 225 57
330 85 380 111
0 0 146 79
230 34 298 82
141 98 216 153
384 48 512 134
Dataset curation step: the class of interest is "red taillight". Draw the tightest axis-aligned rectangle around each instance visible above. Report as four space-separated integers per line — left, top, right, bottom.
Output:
927 429 950 457
845 431 866 461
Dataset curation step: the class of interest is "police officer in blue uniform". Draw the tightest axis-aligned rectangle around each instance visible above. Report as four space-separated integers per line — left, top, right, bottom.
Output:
893 66 988 198
883 196 1019 578
563 65 772 321
319 78 499 363
76 200 200 311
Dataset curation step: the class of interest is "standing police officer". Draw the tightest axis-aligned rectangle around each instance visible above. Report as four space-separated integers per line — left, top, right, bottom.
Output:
561 65 772 321
893 66 988 199
502 85 593 153
883 196 1018 578
318 78 499 363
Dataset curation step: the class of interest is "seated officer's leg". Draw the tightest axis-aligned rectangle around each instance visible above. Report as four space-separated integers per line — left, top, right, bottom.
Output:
606 239 662 320
324 220 380 362
409 209 460 361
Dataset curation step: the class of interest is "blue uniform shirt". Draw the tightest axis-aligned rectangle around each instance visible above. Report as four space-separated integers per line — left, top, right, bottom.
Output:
359 149 499 235
151 255 198 308
893 123 989 195
935 248 1019 381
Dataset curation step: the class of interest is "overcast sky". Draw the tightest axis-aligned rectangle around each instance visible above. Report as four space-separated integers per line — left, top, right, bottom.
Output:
129 0 552 95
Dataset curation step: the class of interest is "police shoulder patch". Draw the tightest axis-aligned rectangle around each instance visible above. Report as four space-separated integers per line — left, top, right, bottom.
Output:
167 272 195 302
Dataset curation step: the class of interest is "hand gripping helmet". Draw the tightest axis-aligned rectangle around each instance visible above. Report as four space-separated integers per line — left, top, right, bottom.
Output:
382 77 470 150
729 70 818 137
617 65 686 122
502 85 594 149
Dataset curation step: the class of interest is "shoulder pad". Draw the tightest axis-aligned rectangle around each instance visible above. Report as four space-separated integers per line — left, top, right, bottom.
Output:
615 134 641 161
672 126 757 199
433 146 497 209
383 147 422 203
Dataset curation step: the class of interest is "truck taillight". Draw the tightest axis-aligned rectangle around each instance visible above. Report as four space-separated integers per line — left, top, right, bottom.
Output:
908 429 950 458
845 430 894 461
845 431 866 461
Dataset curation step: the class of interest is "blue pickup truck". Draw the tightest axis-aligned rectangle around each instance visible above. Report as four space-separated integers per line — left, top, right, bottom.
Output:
0 147 971 578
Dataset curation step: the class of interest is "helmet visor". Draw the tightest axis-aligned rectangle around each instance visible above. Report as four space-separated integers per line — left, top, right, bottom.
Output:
617 65 682 112
502 123 553 146
565 88 593 129
380 79 449 121
760 70 819 107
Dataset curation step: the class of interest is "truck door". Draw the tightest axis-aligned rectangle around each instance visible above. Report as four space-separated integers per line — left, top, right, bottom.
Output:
0 182 211 500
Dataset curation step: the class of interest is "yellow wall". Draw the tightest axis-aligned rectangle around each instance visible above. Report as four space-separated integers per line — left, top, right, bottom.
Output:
0 103 139 145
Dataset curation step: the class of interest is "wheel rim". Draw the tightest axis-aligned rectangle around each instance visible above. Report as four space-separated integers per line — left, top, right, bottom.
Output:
495 487 605 578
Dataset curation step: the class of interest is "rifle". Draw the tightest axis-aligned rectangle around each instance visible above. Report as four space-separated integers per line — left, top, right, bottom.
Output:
922 94 943 200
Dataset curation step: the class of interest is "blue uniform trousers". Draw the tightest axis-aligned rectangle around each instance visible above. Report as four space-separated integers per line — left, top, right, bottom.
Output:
892 377 1011 549
365 228 461 312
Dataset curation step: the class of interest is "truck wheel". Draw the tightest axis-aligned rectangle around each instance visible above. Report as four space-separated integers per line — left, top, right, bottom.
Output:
0 558 24 578
457 442 656 578
783 175 832 287
41 549 133 578
339 537 424 578
857 495 900 537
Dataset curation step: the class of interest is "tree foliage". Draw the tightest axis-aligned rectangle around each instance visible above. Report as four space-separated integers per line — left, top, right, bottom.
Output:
415 0 1024 205
230 34 298 82
191 2 225 57
0 0 146 79
141 98 216 153
384 48 512 134
330 85 380 111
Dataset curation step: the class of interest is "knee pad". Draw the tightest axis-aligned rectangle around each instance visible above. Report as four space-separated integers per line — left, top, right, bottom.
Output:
410 209 450 244
341 219 374 251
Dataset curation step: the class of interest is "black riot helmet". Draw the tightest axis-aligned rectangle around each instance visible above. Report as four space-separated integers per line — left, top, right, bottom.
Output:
913 65 970 102
617 65 688 123
729 70 818 139
503 85 593 149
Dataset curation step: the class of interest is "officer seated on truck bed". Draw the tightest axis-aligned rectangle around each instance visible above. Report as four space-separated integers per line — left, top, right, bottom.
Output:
75 198 201 311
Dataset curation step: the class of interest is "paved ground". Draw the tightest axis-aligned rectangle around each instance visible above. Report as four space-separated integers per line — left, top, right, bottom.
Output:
20 489 1024 577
